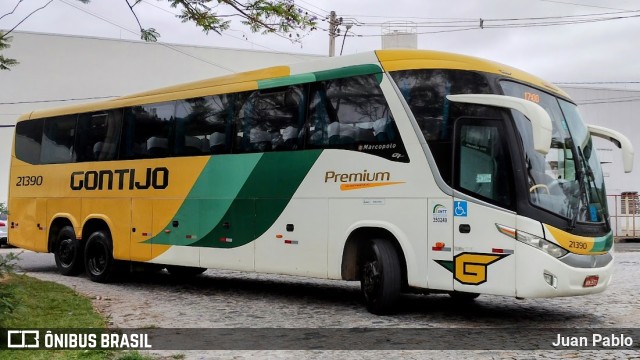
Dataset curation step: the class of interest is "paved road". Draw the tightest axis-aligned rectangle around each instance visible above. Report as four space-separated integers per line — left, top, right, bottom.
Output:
2 243 639 359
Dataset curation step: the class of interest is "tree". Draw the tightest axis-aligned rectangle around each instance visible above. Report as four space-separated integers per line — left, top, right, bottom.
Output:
0 0 317 70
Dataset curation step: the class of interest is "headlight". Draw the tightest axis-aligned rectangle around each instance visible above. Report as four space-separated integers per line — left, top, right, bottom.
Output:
496 224 568 258
516 230 568 258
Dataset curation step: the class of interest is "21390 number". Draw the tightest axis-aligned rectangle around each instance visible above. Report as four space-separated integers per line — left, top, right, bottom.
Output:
569 240 588 250
16 175 43 187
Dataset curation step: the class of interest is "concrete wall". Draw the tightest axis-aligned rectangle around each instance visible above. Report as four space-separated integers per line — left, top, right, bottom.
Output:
0 31 321 202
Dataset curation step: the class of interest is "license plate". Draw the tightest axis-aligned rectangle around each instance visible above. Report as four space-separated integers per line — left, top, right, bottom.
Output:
583 275 599 287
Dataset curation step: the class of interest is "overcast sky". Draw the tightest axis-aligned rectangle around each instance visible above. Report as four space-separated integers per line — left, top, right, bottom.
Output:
1 0 640 89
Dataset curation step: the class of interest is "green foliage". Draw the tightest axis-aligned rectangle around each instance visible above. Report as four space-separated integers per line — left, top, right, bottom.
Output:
0 275 109 360
0 252 20 325
0 33 18 70
168 0 317 39
1 0 317 70
0 201 7 214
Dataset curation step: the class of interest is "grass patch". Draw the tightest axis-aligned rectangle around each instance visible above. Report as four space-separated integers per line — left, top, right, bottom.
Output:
0 274 155 360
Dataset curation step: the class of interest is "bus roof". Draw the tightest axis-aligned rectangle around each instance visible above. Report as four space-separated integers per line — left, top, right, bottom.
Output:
23 49 570 121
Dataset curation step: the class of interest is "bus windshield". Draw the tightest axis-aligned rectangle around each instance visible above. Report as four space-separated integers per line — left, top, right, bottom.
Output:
500 81 608 225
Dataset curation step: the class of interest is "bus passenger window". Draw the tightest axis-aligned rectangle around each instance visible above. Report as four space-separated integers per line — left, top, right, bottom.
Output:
40 115 78 164
235 86 304 153
306 75 405 159
15 119 44 164
120 102 175 159
175 95 234 156
76 110 123 162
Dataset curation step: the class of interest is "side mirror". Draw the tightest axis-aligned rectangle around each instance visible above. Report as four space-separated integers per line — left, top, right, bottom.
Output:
446 94 552 155
587 124 634 173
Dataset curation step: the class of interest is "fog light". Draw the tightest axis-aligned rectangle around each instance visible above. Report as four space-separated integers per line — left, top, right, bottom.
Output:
543 272 557 288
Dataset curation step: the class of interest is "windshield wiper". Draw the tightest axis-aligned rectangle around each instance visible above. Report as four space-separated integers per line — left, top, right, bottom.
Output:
569 146 590 229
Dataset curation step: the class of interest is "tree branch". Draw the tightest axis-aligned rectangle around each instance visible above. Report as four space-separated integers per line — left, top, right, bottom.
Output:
0 0 24 22
2 0 53 38
124 0 159 41
221 0 276 32
124 0 146 35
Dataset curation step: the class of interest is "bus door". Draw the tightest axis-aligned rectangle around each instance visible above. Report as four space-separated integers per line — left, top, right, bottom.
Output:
451 118 516 296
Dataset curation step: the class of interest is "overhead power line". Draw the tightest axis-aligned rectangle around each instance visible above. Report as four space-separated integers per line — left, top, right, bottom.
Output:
340 9 640 37
58 0 236 72
0 95 119 105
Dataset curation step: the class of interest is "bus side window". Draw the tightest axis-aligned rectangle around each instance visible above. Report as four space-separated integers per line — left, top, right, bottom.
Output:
40 115 78 164
121 102 175 159
15 119 44 165
76 109 123 162
175 95 234 156
307 75 395 150
235 86 304 153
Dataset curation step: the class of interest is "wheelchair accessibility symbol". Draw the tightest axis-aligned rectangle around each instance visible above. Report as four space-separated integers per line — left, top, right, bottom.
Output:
454 201 467 217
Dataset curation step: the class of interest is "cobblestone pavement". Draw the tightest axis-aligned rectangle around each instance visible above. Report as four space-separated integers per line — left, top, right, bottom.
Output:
3 244 639 359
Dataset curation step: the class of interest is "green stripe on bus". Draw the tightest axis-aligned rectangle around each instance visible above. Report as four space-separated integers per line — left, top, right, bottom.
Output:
313 64 382 82
145 153 262 245
257 64 383 90
150 150 322 248
591 231 613 253
189 150 322 248
258 73 317 89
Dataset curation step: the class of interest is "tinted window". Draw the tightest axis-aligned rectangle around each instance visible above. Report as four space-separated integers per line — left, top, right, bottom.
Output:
307 75 407 162
41 115 77 164
175 95 235 155
456 120 514 208
390 70 495 183
235 86 304 153
120 102 175 159
15 119 44 164
75 110 123 162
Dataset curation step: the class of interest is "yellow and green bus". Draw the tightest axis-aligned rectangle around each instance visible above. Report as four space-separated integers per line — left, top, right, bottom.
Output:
8 50 633 314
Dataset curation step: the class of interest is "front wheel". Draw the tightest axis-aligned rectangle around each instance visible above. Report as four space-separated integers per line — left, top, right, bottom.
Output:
54 226 84 276
360 239 402 315
84 230 117 283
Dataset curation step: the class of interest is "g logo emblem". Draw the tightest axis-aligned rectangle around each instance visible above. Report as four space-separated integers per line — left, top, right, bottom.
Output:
436 252 510 285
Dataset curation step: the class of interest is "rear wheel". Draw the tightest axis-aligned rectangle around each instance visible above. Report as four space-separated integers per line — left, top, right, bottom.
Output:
360 238 402 315
84 230 117 283
54 226 84 276
166 265 206 277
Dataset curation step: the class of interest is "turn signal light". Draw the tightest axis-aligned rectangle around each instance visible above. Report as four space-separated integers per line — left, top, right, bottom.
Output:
583 275 599 288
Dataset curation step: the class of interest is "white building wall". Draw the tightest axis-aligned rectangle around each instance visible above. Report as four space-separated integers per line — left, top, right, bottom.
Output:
0 31 321 202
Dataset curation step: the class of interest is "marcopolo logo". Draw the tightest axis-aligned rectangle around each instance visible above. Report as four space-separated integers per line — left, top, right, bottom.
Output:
324 170 405 191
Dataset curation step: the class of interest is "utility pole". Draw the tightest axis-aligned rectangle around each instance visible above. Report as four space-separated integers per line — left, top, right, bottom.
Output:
328 11 339 57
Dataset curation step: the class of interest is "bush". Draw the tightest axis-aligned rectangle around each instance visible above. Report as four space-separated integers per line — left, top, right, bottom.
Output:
0 252 20 324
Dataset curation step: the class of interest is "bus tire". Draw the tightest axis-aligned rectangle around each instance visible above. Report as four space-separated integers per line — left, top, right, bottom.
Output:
54 226 84 276
360 238 401 315
84 230 116 283
166 265 206 277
